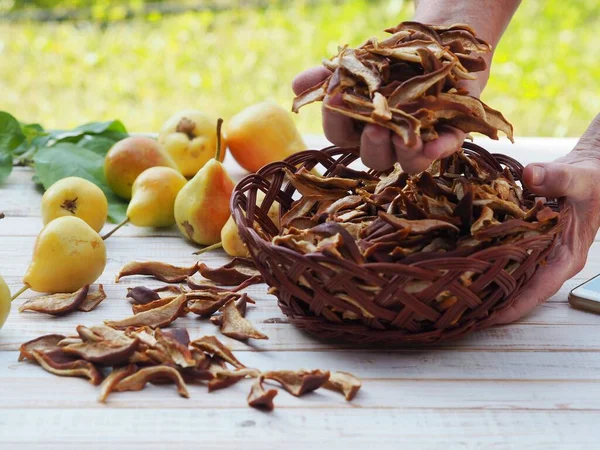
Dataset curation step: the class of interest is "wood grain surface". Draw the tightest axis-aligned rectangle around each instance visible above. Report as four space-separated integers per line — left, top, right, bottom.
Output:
1 137 597 449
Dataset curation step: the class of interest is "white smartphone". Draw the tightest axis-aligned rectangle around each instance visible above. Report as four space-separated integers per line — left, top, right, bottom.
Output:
569 274 600 314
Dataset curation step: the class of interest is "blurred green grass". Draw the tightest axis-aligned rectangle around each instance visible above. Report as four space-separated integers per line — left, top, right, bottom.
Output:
1 0 599 137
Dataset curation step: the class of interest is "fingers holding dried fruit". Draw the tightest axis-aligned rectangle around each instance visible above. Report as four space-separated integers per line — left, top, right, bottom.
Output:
293 21 513 171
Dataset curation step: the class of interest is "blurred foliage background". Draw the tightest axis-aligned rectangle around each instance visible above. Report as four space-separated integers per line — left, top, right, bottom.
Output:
1 0 599 136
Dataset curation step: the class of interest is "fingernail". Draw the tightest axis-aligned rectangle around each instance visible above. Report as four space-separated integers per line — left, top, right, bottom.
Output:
531 165 546 186
365 127 386 145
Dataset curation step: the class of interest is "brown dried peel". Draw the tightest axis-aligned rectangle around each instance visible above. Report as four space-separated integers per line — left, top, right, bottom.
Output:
190 336 246 369
293 21 513 144
19 334 65 361
62 326 139 366
187 274 263 293
262 369 330 397
197 258 262 286
78 284 107 312
20 325 363 409
126 286 161 304
116 261 199 283
114 365 190 398
208 368 261 392
19 285 89 316
219 299 268 341
31 349 103 385
323 371 362 401
98 364 137 403
247 376 278 411
187 291 240 317
105 293 188 329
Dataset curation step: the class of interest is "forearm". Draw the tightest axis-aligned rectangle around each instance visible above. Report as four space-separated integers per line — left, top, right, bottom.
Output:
413 0 521 89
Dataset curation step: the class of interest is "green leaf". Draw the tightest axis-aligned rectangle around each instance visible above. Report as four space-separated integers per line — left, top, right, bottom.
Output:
12 122 49 157
50 120 128 144
0 152 12 184
33 143 128 223
0 111 26 184
76 136 117 156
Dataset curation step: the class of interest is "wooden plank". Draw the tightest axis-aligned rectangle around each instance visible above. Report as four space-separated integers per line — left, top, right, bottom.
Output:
5 348 600 382
0 310 600 352
4 316 600 352
0 409 596 449
3 363 600 410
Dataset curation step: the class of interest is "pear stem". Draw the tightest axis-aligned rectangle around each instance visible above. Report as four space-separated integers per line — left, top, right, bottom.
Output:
102 217 130 240
215 118 224 161
11 285 30 302
193 242 223 256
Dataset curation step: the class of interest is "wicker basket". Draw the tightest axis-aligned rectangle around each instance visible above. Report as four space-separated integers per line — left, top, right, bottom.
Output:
231 143 566 344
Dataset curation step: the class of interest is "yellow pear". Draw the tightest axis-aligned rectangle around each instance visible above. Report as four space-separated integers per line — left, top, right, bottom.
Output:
41 177 108 233
159 110 227 177
0 275 10 330
221 191 280 257
127 167 187 228
175 119 235 245
23 216 106 293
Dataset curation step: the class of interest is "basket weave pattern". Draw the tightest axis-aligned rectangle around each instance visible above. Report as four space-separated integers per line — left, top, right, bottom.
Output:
232 143 566 344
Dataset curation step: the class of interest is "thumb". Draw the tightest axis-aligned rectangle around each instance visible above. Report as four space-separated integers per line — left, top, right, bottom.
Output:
523 162 595 200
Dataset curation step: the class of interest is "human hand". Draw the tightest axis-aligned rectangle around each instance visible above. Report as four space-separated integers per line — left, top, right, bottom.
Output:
292 68 482 173
490 113 600 324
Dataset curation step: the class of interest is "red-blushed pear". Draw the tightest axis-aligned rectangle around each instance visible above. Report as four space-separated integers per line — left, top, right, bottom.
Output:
174 119 235 246
104 136 177 200
226 101 306 173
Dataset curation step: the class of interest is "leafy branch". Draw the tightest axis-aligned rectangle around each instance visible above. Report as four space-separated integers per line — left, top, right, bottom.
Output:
0 111 129 222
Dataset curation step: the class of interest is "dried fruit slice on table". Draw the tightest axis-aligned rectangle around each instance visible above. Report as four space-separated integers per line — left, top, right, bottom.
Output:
61 325 139 365
116 261 199 283
113 365 189 398
208 368 261 392
262 369 330 397
19 334 65 361
217 298 268 341
18 285 89 316
196 258 262 286
78 284 107 312
247 376 278 411
30 350 103 385
323 371 362 401
19 325 363 408
190 335 246 369
105 293 188 329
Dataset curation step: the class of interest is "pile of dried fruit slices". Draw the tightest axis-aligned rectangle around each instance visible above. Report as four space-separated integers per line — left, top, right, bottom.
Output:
19 326 361 410
293 21 513 145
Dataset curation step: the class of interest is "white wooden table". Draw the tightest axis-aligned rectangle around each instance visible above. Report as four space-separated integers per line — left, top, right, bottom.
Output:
1 136 599 449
